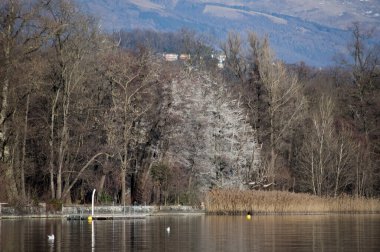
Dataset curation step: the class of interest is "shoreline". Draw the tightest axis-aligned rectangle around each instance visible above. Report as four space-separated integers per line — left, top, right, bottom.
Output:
2 210 380 220
2 190 380 219
205 190 380 214
0 205 206 219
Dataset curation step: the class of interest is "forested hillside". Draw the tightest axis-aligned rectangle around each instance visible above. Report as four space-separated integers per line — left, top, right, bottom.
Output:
76 0 380 66
0 0 379 206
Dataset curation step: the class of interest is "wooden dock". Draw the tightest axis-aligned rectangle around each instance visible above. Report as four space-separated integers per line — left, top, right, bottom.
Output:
66 214 148 220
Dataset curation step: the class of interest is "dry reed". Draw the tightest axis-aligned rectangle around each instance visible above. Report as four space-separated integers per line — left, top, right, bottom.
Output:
205 189 380 214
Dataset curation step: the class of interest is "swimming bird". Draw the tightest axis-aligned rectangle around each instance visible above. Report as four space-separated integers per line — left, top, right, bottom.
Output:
48 234 55 240
166 227 170 233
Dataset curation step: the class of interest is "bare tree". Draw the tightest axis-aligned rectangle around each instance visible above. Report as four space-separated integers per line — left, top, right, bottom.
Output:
100 48 158 205
299 96 357 196
0 0 47 201
347 22 379 135
302 96 335 195
221 31 246 82
43 0 108 201
247 32 306 188
220 31 307 189
337 22 380 196
332 127 356 197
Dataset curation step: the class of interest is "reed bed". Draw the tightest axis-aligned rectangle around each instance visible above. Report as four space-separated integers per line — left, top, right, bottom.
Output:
205 189 380 214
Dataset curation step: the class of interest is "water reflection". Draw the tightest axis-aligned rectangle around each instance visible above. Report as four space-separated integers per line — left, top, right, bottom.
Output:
91 221 94 252
47 238 54 252
0 215 380 251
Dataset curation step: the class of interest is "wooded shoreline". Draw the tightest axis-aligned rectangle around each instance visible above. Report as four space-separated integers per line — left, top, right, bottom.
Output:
1 0 379 208
1 190 380 217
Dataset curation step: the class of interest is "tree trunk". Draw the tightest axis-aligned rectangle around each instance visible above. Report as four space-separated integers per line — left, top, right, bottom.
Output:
0 55 10 161
4 164 18 202
269 109 276 188
334 143 344 198
20 93 30 200
49 89 60 199
56 90 70 200
317 134 324 196
1 19 18 201
4 127 18 201
63 174 72 204
311 153 316 195
270 147 276 186
98 174 106 196
0 3 11 161
121 167 126 205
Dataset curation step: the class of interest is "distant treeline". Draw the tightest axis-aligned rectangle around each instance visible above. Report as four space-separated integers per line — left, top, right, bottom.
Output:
117 28 215 56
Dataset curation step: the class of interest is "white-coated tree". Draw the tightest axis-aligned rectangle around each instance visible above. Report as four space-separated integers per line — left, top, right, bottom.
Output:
166 69 260 191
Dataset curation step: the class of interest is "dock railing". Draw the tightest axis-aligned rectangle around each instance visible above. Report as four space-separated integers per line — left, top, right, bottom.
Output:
0 203 7 215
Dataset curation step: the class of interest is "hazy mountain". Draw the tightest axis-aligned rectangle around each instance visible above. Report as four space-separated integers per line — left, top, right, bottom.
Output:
76 0 380 66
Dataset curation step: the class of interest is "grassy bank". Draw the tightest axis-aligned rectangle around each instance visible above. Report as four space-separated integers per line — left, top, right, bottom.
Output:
205 189 380 214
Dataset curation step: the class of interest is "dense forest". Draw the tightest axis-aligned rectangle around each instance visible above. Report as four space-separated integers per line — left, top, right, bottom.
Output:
0 0 379 207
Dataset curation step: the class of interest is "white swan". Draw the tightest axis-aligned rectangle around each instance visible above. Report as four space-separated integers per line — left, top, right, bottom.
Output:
48 234 55 240
166 227 170 233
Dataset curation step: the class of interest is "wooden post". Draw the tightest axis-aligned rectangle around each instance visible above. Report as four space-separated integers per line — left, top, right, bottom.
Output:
92 189 96 216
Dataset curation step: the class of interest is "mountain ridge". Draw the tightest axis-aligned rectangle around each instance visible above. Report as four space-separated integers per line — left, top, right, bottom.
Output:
76 0 380 66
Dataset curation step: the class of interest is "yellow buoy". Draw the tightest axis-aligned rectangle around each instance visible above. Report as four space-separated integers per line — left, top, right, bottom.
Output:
88 216 93 222
246 211 252 220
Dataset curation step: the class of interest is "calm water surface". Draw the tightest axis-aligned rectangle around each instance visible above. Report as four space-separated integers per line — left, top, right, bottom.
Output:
1 214 379 251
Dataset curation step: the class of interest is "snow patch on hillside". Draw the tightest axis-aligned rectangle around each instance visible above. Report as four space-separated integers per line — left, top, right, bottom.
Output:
129 0 164 11
203 5 287 24
199 0 379 29
203 5 245 20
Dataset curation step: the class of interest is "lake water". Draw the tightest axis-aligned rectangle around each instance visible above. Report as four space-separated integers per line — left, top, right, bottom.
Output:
1 214 379 251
